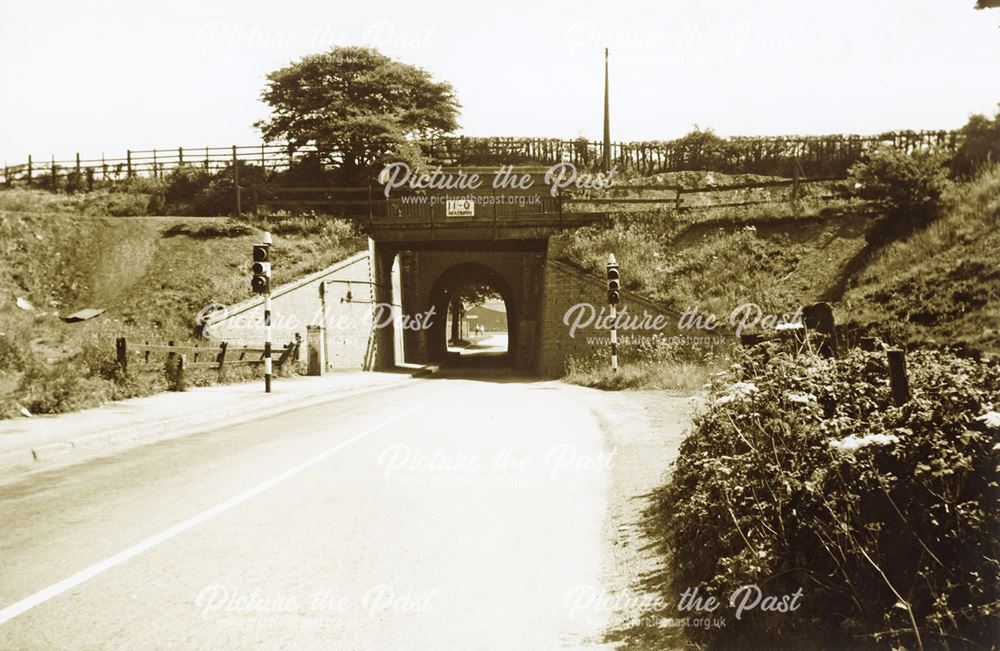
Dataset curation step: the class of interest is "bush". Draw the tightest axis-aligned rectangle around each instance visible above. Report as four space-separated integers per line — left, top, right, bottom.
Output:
16 357 107 414
163 166 213 213
648 345 1000 648
190 162 266 216
0 331 27 373
952 106 1000 178
849 147 951 245
80 190 155 216
162 219 254 239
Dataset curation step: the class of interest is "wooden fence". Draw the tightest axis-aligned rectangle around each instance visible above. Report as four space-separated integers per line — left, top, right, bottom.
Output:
1 130 961 188
561 176 844 214
116 336 300 390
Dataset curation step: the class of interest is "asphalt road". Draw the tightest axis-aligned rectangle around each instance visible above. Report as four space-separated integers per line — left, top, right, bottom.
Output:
0 370 616 650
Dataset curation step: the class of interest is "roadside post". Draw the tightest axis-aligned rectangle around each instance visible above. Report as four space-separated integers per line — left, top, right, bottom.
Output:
251 232 273 392
607 253 620 372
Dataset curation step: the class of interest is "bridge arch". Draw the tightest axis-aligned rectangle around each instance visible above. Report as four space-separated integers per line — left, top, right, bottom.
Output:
426 261 517 365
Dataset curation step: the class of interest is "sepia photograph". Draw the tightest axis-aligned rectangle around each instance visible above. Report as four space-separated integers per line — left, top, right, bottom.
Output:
1 1 999 649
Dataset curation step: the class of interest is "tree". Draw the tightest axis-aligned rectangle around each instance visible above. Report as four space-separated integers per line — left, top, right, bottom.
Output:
975 0 999 9
952 105 1000 177
256 47 460 180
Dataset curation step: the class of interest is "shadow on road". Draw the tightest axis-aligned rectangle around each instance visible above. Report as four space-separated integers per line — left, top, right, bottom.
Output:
424 333 546 384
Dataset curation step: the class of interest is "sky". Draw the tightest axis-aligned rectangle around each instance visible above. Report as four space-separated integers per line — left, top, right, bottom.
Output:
1 0 998 164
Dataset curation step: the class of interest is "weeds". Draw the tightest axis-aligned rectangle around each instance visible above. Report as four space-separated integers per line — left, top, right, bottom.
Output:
644 345 1000 649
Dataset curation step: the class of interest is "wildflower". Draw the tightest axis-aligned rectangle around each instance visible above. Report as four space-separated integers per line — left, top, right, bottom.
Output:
730 381 758 397
974 411 1000 430
828 433 900 452
712 381 757 407
775 321 804 331
787 392 817 404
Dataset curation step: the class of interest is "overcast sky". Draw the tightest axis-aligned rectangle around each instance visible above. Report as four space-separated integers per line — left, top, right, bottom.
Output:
1 0 998 164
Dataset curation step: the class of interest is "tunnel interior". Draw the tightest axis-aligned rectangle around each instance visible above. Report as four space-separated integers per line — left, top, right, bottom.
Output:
427 262 515 367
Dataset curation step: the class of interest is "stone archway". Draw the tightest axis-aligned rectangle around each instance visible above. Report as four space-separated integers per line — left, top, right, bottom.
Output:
426 262 516 365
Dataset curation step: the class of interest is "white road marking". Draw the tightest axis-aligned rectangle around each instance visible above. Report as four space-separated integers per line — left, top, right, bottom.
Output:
0 406 423 626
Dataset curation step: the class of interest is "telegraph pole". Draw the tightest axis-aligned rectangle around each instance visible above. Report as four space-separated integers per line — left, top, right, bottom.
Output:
603 47 611 173
607 253 620 372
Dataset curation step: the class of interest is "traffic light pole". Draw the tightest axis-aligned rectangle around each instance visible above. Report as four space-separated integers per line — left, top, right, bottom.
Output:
264 291 272 393
610 304 618 372
251 231 274 394
607 253 620 373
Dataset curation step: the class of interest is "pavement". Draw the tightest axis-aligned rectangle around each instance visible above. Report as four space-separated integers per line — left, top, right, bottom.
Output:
0 367 435 477
0 367 620 650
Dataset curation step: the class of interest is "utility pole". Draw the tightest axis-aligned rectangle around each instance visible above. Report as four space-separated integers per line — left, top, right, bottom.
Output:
603 47 611 173
607 253 620 372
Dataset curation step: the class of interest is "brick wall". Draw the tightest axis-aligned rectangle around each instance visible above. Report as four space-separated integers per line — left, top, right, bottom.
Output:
536 241 685 377
203 248 380 370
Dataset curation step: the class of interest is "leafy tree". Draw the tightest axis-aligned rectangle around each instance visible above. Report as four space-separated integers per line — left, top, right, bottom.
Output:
255 47 460 181
975 0 999 9
952 105 1000 177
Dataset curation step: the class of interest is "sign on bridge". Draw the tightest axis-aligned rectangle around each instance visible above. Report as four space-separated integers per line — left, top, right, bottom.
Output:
446 199 475 217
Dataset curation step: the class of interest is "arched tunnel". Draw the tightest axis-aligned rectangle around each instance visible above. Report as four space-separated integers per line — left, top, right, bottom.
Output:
426 262 516 367
371 242 547 373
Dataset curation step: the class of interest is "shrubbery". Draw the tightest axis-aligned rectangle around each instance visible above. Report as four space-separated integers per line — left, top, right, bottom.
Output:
647 344 1000 648
952 105 1000 178
849 147 951 245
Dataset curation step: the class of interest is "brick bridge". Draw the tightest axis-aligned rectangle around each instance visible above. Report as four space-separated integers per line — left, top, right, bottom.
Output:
206 170 685 376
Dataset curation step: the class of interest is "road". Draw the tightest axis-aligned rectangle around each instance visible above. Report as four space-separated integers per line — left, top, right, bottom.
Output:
0 370 619 650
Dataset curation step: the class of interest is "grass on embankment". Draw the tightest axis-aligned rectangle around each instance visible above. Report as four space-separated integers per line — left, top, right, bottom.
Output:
563 358 721 392
842 165 1000 352
559 168 1000 391
0 200 363 417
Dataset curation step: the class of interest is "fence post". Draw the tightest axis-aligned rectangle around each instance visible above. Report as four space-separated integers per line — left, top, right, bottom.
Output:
232 145 241 218
27 156 32 186
802 302 838 357
102 153 107 181
178 146 184 166
115 337 128 373
177 355 187 391
887 349 910 406
153 148 158 178
216 341 228 381
51 156 57 189
75 153 81 189
127 150 133 178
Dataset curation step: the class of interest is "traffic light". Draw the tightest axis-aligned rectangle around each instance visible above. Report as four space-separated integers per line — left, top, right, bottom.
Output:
251 244 271 294
606 254 620 305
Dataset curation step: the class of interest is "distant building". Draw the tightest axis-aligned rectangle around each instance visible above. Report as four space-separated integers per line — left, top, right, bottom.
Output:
465 303 507 332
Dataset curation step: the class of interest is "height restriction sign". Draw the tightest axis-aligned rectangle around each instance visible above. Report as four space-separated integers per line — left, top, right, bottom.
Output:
446 199 475 217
